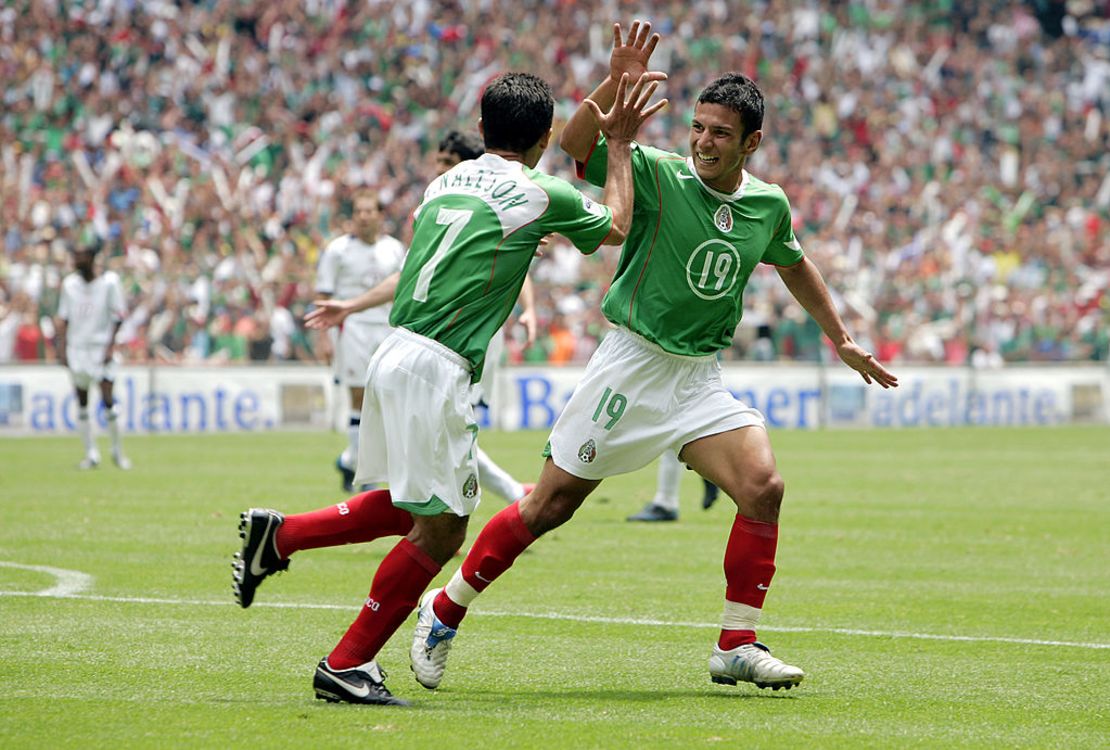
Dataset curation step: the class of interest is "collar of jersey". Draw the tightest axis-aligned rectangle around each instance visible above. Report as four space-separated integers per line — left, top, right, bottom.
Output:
682 158 750 203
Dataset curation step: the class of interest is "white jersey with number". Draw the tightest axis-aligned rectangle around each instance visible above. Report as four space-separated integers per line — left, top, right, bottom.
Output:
57 271 127 347
315 233 406 325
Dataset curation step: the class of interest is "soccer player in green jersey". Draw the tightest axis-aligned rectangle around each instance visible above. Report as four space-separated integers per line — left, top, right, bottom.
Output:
412 22 898 694
229 71 666 705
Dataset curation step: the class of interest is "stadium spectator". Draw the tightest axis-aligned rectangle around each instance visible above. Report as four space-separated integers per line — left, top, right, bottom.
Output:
413 22 898 694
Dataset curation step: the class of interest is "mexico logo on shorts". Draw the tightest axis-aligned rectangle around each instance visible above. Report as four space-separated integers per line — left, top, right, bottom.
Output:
462 473 478 499
577 438 597 464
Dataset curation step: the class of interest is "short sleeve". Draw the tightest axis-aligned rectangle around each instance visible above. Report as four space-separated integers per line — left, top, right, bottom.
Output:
535 176 613 255
315 238 340 294
577 135 667 214
760 193 806 267
57 282 70 320
108 274 127 321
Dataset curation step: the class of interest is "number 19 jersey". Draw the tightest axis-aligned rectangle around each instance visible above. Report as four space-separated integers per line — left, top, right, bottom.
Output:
578 136 806 357
391 153 614 379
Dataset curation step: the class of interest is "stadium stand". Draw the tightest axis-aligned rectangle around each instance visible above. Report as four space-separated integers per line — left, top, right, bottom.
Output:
1 0 1107 365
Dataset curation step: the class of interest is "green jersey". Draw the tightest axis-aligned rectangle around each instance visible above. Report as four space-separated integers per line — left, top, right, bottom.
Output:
579 135 805 356
391 153 613 378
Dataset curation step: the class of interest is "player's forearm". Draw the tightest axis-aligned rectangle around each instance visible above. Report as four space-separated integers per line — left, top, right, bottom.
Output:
777 258 852 345
599 138 634 245
344 272 400 313
560 78 620 164
519 276 536 316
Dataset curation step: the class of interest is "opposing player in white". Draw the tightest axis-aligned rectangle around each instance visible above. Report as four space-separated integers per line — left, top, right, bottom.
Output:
315 188 405 491
55 245 130 470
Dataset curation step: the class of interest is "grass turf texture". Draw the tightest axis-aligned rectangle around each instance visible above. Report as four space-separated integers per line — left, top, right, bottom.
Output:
1 427 1107 749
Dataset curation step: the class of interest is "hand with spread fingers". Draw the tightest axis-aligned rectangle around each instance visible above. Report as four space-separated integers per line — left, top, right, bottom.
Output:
609 20 666 87
304 299 352 330
584 72 668 144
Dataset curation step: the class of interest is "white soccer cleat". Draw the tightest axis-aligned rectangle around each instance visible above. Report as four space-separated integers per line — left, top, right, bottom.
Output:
112 452 132 470
410 587 457 689
709 642 805 691
78 451 101 470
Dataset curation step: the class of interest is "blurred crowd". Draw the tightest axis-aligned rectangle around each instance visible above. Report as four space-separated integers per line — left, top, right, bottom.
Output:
1 0 1108 367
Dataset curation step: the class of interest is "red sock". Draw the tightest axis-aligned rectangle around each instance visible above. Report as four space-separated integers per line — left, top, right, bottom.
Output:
327 538 440 670
718 514 778 651
433 502 536 629
275 490 413 557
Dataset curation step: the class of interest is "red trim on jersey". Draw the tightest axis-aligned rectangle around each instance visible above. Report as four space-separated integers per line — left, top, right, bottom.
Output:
575 134 602 180
625 154 685 326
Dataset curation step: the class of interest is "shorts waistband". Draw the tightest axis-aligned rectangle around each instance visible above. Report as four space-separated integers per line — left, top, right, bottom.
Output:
395 328 472 372
610 327 719 364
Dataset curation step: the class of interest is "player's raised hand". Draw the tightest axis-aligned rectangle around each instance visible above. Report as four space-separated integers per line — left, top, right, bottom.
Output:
610 21 666 87
304 299 352 330
836 341 899 389
585 72 668 143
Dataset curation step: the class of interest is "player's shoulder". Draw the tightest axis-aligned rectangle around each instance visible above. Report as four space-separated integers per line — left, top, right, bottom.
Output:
102 269 122 284
742 171 790 201
322 234 350 253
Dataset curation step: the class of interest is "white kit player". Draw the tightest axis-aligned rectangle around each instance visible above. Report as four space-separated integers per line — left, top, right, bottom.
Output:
315 188 405 492
55 244 130 470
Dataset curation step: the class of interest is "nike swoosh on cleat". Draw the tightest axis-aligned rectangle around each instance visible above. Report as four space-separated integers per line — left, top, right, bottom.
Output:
249 516 273 577
324 672 371 699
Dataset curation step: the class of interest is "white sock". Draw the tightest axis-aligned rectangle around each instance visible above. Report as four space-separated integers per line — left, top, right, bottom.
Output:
652 450 681 513
343 413 360 470
444 568 480 608
476 446 524 501
107 405 123 455
78 407 95 455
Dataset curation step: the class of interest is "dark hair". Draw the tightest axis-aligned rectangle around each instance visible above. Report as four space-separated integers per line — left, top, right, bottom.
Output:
697 73 765 137
480 73 554 153
438 130 484 161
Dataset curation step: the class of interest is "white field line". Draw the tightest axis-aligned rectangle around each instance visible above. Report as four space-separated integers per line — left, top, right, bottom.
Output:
0 561 93 597
1 580 1107 651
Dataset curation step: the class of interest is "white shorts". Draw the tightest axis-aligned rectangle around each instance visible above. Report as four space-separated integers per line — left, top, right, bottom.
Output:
356 328 481 517
336 321 392 387
67 345 119 391
471 328 504 407
547 327 765 480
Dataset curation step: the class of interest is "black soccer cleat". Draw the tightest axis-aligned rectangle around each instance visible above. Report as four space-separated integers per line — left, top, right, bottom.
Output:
231 508 289 608
626 502 678 522
336 457 355 493
701 480 720 510
314 658 410 706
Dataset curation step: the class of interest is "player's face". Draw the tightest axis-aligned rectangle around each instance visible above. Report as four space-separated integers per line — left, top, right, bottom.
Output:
688 102 760 192
73 250 95 276
435 150 461 176
352 196 381 239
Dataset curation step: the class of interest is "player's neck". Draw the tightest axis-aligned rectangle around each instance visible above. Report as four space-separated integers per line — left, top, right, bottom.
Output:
485 149 531 167
79 269 96 282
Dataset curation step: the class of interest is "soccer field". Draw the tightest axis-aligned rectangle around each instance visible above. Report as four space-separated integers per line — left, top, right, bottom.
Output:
1 427 1107 748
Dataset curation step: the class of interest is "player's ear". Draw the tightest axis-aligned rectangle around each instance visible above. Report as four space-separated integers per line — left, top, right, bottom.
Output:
477 118 484 139
743 129 763 155
537 128 552 150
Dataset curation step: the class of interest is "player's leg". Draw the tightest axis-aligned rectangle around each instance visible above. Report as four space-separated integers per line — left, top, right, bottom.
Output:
72 369 99 469
314 511 466 706
475 446 527 502
100 376 130 469
680 426 804 689
412 459 599 689
628 449 680 521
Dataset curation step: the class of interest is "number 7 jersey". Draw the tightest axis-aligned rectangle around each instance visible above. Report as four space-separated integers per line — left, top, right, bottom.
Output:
391 153 614 379
578 135 806 357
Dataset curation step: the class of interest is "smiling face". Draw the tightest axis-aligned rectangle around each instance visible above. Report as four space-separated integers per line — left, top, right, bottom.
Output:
688 102 762 193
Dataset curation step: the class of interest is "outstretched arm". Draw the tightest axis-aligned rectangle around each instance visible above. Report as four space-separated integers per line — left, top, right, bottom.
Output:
516 276 538 345
776 258 898 388
561 21 665 164
304 272 400 330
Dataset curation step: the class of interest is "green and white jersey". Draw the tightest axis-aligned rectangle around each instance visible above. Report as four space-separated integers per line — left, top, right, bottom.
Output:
392 153 613 378
579 135 805 356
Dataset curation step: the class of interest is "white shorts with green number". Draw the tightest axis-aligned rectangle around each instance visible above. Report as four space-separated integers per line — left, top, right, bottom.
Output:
547 327 765 481
356 328 481 517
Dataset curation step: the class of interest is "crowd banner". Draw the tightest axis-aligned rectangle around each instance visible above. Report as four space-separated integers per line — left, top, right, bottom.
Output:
0 363 1107 436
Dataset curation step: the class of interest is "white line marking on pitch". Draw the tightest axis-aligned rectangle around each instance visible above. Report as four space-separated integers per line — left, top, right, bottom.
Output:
0 581 1107 651
0 561 93 597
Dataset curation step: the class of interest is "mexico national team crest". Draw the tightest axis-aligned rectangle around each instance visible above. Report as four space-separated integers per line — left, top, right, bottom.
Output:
713 204 733 233
462 473 478 499
577 439 597 464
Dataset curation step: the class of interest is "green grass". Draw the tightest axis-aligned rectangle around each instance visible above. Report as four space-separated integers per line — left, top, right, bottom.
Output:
1 427 1108 748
